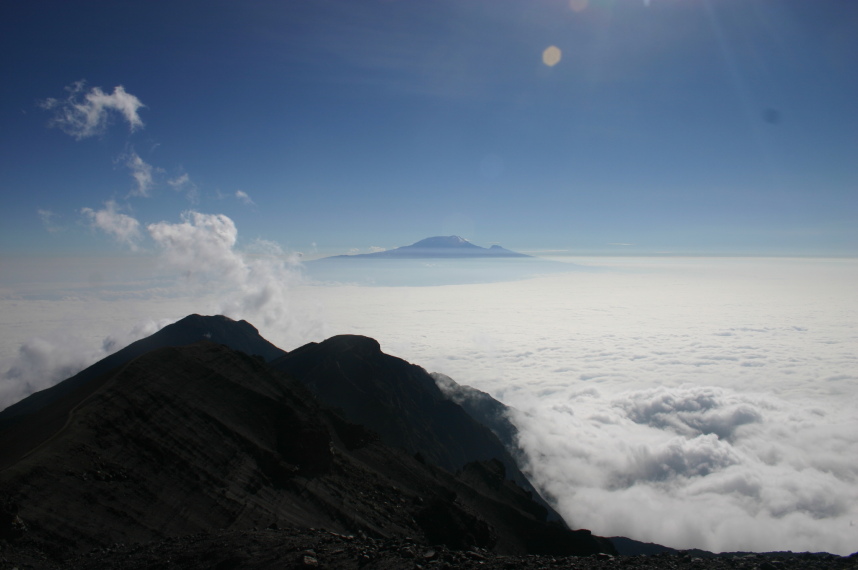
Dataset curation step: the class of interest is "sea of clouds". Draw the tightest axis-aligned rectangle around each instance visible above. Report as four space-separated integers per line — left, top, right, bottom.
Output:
314 257 858 555
2 251 856 555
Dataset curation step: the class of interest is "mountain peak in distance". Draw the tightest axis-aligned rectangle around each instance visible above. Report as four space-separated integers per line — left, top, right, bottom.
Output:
410 235 478 248
324 236 530 259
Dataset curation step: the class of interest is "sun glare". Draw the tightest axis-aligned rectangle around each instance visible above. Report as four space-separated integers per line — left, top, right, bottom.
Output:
542 45 562 67
569 0 589 12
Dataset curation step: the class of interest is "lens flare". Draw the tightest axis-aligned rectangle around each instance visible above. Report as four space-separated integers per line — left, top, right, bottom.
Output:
542 46 562 67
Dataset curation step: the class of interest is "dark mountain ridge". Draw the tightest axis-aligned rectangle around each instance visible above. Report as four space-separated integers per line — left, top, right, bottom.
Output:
0 315 613 566
269 335 558 520
0 314 285 431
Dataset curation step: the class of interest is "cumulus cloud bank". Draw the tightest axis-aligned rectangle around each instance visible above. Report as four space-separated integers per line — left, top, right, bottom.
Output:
616 386 765 442
41 81 145 139
147 210 314 334
512 382 858 554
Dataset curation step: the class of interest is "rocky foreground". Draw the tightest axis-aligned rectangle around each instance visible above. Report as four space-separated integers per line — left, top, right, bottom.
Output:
3 526 856 570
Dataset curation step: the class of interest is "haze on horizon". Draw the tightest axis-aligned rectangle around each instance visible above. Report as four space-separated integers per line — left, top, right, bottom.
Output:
1 0 857 558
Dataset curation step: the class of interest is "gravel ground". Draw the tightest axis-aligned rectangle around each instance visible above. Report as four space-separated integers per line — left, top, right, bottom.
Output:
4 527 856 570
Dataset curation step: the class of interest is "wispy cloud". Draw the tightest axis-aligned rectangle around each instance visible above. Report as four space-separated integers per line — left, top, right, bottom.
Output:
124 150 158 198
168 172 199 203
40 80 145 139
81 200 142 250
37 209 62 233
235 190 255 206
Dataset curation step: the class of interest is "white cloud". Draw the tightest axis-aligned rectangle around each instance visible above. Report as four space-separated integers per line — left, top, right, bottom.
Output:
235 190 255 205
81 200 142 250
510 383 858 554
41 80 145 139
614 386 765 442
124 151 157 198
147 211 319 337
148 211 244 279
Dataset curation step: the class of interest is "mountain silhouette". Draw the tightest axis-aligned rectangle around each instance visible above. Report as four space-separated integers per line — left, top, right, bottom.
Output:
269 335 558 520
0 314 286 439
0 315 614 566
323 236 531 259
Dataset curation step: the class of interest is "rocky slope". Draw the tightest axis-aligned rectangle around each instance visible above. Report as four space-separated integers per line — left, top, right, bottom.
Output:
0 314 285 436
269 335 556 518
0 318 613 566
6 527 855 569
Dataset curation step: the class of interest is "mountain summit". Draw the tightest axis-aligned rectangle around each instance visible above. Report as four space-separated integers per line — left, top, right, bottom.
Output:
326 236 530 259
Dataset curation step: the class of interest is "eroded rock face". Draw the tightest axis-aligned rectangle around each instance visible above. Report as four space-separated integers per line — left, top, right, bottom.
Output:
270 335 549 505
415 497 496 551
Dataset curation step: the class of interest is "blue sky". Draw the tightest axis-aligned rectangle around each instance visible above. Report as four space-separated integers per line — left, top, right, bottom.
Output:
1 0 857 258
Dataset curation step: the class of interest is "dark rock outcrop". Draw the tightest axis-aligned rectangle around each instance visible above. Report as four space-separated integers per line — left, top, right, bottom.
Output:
269 335 557 517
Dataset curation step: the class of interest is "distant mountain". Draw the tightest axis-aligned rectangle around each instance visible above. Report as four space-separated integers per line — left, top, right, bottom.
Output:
0 318 615 565
323 236 531 259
